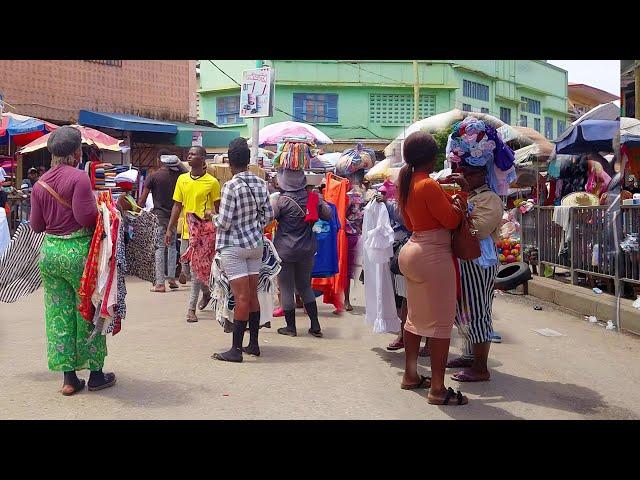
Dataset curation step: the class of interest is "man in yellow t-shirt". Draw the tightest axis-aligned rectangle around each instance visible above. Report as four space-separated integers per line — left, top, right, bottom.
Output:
165 146 221 322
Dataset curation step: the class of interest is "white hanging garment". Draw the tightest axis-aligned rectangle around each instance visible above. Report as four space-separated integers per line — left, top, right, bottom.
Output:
0 208 10 258
258 280 275 326
362 200 401 333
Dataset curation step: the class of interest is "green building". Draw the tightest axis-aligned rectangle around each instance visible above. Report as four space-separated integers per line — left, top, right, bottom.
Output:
198 60 568 152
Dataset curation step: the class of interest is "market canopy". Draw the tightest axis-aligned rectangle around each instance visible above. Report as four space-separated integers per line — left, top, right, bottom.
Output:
18 125 123 154
383 109 520 164
555 119 619 155
621 117 640 147
172 122 239 148
78 110 178 134
252 121 333 146
0 112 58 146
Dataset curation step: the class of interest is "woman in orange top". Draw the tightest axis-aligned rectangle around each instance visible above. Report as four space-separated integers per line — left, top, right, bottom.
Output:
397 131 468 406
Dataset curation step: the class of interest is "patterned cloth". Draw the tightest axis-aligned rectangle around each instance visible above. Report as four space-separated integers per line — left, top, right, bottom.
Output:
215 171 274 250
345 186 365 236
78 207 105 321
210 237 281 328
0 223 45 303
455 260 498 346
124 210 158 283
39 229 107 371
180 213 216 285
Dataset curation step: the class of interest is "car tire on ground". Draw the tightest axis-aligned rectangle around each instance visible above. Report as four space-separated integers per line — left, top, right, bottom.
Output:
494 262 532 291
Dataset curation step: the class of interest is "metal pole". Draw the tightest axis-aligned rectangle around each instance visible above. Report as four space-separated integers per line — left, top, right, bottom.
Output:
413 61 420 122
635 64 640 120
250 60 264 165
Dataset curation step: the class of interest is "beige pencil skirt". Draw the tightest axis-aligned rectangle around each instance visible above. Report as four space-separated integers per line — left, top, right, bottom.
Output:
398 229 457 339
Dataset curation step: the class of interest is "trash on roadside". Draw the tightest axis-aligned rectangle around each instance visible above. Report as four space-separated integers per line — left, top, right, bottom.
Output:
534 305 543 311
593 288 603 294
633 296 640 310
606 321 616 331
534 328 564 337
588 315 598 323
223 393 230 396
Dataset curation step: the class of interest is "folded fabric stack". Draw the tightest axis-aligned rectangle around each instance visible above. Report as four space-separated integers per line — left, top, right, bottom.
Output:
91 162 131 196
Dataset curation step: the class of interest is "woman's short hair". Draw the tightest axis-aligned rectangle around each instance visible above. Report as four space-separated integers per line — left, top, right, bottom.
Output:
228 138 251 168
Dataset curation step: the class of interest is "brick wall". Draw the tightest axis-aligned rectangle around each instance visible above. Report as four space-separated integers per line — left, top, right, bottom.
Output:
0 60 197 124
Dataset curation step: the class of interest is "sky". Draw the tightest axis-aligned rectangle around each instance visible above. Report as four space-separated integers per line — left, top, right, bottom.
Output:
547 60 620 97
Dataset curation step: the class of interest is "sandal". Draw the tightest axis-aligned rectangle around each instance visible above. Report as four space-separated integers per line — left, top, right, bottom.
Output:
387 339 405 351
187 311 198 323
198 294 212 310
88 373 116 392
428 387 468 406
401 375 431 390
61 379 85 396
451 370 490 383
150 285 166 293
168 281 179 290
212 351 243 363
446 357 474 369
345 304 354 312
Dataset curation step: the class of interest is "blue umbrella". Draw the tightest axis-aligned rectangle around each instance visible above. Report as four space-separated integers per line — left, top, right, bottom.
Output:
555 119 619 155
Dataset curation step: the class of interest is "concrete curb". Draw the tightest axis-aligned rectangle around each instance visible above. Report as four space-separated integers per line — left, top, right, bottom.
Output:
522 277 640 336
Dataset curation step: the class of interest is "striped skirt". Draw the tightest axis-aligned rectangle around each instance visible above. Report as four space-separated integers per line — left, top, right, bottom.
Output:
455 259 497 345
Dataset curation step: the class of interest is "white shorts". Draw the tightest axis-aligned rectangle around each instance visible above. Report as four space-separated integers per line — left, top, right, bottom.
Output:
219 245 262 281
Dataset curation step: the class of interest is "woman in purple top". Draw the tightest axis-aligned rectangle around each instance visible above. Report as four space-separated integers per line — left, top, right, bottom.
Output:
30 126 116 396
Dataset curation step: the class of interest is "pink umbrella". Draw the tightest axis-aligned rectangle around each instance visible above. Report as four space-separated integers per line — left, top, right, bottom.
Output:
255 121 333 146
18 124 123 154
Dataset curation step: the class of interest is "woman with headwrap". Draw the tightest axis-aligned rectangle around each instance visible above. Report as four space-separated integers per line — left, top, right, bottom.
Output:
272 168 332 338
444 116 512 383
29 126 116 396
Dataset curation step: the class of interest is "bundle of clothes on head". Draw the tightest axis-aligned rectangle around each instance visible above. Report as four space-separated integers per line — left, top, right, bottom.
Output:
272 138 315 171
446 116 516 196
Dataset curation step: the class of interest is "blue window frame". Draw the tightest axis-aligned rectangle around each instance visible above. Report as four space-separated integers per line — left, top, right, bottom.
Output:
520 115 528 127
293 93 338 123
534 118 541 133
500 107 511 124
557 120 566 135
216 95 243 125
463 80 489 101
462 103 472 112
521 96 541 115
545 117 553 139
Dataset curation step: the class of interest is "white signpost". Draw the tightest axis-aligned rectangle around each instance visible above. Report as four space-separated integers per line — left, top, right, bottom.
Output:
240 65 274 165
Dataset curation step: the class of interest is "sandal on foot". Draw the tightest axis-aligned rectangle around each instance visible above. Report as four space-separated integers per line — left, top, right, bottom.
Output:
387 340 405 351
345 304 354 312
198 294 212 310
277 327 297 337
88 373 116 392
308 329 323 338
61 379 86 396
212 351 243 363
187 312 198 323
168 281 179 290
259 322 271 329
401 375 431 390
150 285 166 293
446 357 474 369
428 387 468 406
451 370 490 383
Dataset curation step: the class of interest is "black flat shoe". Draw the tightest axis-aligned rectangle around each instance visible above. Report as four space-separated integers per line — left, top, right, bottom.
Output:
242 345 261 357
277 326 297 337
212 350 243 363
88 373 116 391
308 329 323 338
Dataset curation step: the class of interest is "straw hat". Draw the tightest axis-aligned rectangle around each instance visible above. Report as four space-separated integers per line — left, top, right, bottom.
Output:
561 192 600 207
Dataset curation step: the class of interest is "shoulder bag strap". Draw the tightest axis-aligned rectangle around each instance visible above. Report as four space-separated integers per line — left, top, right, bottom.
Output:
37 180 72 210
281 194 307 217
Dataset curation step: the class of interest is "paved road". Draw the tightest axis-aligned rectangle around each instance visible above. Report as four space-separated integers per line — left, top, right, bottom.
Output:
1 277 639 419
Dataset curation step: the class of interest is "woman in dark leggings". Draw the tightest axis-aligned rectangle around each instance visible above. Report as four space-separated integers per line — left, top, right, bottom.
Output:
272 169 332 337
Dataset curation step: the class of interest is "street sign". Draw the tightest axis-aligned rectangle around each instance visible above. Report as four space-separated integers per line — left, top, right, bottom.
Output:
240 67 273 118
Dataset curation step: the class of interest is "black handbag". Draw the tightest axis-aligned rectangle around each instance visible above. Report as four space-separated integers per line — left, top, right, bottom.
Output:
390 234 410 276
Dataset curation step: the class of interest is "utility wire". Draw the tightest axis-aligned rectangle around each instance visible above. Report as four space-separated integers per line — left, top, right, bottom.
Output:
205 61 393 141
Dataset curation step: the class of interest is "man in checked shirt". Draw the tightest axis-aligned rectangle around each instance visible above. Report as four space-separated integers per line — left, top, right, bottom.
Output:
212 138 274 363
